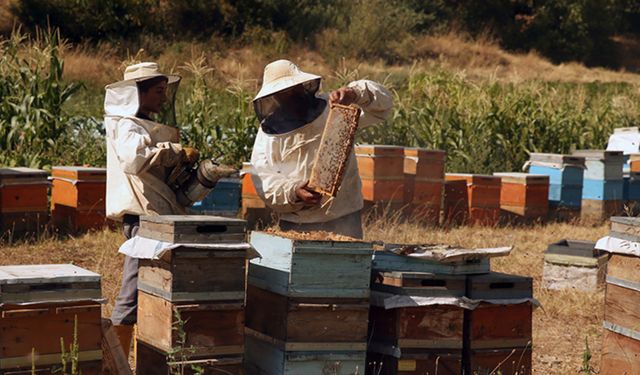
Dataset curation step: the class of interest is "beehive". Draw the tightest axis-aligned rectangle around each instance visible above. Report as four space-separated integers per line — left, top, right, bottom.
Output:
138 215 246 243
445 174 501 226
0 264 102 374
308 104 361 196
190 177 242 217
240 163 274 229
493 172 549 222
542 240 608 292
573 150 624 222
51 166 107 233
356 145 405 211
443 179 468 227
403 148 445 225
0 168 49 237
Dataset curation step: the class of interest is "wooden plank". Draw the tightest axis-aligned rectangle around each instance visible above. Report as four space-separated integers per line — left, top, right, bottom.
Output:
139 215 246 243
543 253 607 268
467 303 533 350
136 291 244 356
610 216 640 240
601 328 640 375
101 319 132 375
466 272 533 300
245 284 368 343
372 271 466 297
308 104 361 196
608 253 640 284
372 251 491 275
0 185 49 213
604 282 640 334
51 166 106 182
356 146 404 179
581 199 624 223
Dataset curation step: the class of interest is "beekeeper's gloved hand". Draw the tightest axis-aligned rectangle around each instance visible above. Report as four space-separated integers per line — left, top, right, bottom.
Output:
183 147 200 164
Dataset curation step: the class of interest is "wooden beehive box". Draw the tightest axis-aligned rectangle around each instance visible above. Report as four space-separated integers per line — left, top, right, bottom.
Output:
137 291 244 357
573 150 624 181
528 153 585 212
366 350 462 375
245 284 369 344
0 168 49 236
371 248 491 275
630 153 640 173
356 145 405 204
138 215 246 243
241 163 274 229
371 271 466 297
542 240 608 292
138 243 248 302
493 172 549 219
443 179 468 227
308 104 361 197
51 166 107 232
244 330 366 375
601 328 640 375
466 272 533 375
0 264 102 373
445 173 501 225
248 231 373 298
136 341 243 375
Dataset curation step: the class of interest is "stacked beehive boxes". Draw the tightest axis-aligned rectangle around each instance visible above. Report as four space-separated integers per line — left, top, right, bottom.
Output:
493 173 549 224
542 240 608 292
241 163 273 229
598 217 640 374
0 264 103 373
527 153 585 220
403 148 445 225
356 145 406 214
135 215 248 375
573 150 624 222
367 246 533 375
245 231 373 373
0 168 49 237
51 166 107 233
444 174 501 226
443 179 468 227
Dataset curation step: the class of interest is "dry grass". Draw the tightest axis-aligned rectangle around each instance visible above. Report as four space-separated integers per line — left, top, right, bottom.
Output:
365 220 609 374
0 220 609 374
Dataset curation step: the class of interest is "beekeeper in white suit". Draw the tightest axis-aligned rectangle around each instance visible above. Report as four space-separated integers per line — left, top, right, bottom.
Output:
104 62 197 355
250 60 393 239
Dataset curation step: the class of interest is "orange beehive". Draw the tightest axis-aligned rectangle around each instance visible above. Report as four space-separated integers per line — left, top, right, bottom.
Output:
630 154 640 173
493 173 549 222
0 168 49 237
51 167 107 233
445 174 501 226
241 163 273 229
356 145 405 206
404 148 445 225
443 179 468 227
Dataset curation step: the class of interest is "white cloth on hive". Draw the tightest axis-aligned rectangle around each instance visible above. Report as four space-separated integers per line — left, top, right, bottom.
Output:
118 235 259 260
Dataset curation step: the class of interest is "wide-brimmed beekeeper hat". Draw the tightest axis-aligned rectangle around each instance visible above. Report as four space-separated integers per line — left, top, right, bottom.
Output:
253 59 321 101
106 62 181 89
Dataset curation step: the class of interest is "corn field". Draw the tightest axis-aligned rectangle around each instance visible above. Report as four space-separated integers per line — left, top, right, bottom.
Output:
1 29 640 173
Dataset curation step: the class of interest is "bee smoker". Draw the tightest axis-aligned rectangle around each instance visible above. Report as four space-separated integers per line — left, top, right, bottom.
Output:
172 159 237 207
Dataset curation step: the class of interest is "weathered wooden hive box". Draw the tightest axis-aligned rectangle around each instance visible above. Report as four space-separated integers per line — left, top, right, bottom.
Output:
573 150 624 222
542 239 607 292
0 264 102 374
445 174 501 226
371 245 491 275
309 103 361 197
466 272 533 375
136 342 244 375
493 172 549 222
241 162 274 229
246 231 373 374
51 166 107 233
356 145 406 211
136 215 248 374
403 148 445 225
599 216 640 374
623 172 640 214
443 179 468 227
367 271 466 375
528 153 585 219
0 168 49 237
249 231 373 298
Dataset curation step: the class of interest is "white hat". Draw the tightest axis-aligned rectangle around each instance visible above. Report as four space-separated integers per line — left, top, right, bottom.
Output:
106 62 180 88
253 60 321 101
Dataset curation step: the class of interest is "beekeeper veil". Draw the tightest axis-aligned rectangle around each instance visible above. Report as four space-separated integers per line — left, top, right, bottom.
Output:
104 62 181 126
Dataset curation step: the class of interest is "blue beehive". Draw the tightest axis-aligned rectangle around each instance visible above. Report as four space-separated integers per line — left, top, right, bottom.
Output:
528 153 585 209
573 150 624 202
190 177 241 216
624 173 640 201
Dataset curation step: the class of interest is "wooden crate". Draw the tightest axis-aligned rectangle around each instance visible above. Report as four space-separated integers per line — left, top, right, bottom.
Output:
138 215 246 243
631 153 640 173
371 271 466 297
542 240 608 291
493 173 549 220
50 166 106 210
308 104 361 196
0 168 49 213
245 284 369 343
356 145 405 204
244 330 366 375
372 251 490 275
0 264 102 373
136 340 243 375
366 349 462 375
249 232 373 298
601 328 640 375
403 148 445 210
443 179 468 227
445 174 501 226
573 150 624 181
528 153 585 210
137 291 244 357
139 244 246 302
581 199 623 223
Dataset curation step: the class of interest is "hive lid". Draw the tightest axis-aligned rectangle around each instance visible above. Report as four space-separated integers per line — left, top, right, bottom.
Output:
445 173 501 185
493 172 549 184
528 153 586 167
466 271 533 300
403 148 446 160
355 144 405 157
52 166 106 181
572 150 624 162
0 168 48 185
0 264 100 285
139 215 247 243
545 239 598 257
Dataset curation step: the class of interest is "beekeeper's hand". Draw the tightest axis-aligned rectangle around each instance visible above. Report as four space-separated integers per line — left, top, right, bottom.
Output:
295 181 322 205
329 87 358 106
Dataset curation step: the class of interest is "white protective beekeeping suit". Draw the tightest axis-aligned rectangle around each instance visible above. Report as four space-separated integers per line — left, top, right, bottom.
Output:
104 63 187 220
250 60 394 224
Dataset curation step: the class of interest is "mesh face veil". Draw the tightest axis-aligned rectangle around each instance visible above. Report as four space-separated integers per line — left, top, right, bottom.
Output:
253 79 321 122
